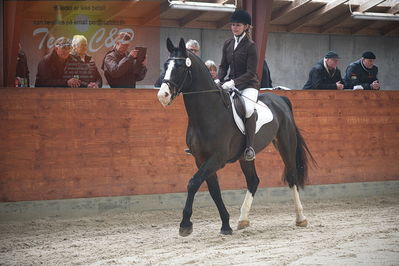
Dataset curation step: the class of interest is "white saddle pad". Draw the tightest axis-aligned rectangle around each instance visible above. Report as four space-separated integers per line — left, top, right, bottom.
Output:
230 93 273 135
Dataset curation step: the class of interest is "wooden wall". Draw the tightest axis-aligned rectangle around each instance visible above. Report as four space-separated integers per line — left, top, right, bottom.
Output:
1 88 398 202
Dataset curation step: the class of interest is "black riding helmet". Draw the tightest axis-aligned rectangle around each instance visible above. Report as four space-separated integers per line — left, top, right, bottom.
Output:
230 9 251 25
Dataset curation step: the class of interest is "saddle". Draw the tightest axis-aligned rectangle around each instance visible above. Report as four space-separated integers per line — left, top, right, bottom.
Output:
229 89 273 135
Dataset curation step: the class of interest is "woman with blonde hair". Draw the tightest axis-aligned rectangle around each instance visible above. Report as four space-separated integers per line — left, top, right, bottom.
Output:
218 9 259 161
64 35 102 88
205 60 218 80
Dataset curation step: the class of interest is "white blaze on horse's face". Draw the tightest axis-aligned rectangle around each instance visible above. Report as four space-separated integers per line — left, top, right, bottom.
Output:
158 83 172 107
164 60 175 81
157 60 175 106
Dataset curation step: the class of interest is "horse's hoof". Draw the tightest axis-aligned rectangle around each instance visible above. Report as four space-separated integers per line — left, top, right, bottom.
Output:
237 220 250 230
296 219 308 227
179 225 193 237
220 227 233 235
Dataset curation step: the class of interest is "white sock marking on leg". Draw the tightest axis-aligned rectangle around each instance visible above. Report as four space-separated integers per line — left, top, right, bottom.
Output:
239 190 254 222
292 185 306 222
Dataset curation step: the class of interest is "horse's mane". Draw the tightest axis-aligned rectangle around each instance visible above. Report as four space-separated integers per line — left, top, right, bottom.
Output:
187 51 218 90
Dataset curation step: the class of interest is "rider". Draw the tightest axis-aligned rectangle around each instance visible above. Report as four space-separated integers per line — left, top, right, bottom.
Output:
217 9 259 161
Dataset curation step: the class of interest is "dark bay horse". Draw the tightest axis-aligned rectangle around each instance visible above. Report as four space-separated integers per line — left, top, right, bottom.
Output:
157 38 315 236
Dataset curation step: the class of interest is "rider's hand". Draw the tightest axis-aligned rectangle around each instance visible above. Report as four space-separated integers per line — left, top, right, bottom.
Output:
214 79 220 85
222 79 235 91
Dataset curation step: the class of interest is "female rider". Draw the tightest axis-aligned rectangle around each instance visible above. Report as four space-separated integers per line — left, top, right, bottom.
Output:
218 9 259 161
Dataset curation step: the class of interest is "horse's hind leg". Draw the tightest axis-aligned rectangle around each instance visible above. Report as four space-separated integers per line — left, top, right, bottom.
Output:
206 174 232 235
237 160 260 230
275 124 308 227
292 185 308 227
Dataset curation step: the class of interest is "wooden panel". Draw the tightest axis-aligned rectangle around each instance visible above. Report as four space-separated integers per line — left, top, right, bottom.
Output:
0 89 398 202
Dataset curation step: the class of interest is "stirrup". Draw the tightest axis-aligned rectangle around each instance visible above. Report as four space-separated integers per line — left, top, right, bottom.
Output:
244 147 255 161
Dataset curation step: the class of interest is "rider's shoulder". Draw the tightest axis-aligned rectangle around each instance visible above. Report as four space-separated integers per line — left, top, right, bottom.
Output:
224 37 235 46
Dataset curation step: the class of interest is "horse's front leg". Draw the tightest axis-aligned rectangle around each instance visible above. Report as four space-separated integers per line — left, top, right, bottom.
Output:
206 173 232 235
179 156 223 237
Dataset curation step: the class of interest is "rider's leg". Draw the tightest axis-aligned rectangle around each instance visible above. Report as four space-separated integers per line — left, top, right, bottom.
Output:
242 88 258 161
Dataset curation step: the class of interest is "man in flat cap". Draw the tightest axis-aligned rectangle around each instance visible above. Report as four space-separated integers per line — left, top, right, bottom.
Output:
35 38 80 87
343 51 380 90
302 51 344 90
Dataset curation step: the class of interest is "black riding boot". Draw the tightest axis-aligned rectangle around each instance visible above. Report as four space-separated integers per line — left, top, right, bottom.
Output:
244 112 257 161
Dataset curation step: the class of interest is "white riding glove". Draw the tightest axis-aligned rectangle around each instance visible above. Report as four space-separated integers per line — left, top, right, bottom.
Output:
222 79 235 91
214 79 220 85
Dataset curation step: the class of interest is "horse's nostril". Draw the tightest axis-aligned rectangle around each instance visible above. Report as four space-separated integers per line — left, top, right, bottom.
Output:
165 92 169 97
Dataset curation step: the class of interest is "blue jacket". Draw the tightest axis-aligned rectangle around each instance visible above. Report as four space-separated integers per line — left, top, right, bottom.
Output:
343 59 378 90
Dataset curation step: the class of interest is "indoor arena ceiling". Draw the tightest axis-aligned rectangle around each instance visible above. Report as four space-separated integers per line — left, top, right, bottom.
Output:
154 0 399 36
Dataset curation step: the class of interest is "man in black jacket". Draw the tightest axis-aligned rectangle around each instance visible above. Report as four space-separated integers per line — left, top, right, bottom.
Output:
343 51 380 90
260 60 272 88
302 51 344 90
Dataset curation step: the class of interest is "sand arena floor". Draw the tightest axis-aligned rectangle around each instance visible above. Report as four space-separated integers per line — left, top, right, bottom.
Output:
1 194 398 265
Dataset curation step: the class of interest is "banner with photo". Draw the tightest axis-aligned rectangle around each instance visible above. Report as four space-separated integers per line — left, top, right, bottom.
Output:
16 1 160 87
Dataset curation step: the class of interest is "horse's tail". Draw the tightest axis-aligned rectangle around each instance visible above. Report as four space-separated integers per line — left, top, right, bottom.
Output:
280 96 316 189
294 124 316 188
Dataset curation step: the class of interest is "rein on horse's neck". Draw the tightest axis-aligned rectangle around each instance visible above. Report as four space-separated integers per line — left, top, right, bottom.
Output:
183 55 227 118
183 53 218 94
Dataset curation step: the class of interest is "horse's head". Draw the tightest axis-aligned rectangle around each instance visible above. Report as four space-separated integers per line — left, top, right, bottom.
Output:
157 38 192 106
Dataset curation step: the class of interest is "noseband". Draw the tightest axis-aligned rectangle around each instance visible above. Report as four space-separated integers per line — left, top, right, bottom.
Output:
162 57 192 98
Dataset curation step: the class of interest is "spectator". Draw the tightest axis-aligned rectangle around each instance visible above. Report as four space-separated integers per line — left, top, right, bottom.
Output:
64 35 102 88
102 32 147 88
343 51 380 90
205 60 218 80
260 60 272 88
218 9 259 161
302 51 344 90
185 39 200 57
16 43 30 87
35 38 79 87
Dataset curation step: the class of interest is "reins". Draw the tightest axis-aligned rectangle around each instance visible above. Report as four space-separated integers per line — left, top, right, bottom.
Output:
182 86 268 110
164 55 266 109
181 89 220 95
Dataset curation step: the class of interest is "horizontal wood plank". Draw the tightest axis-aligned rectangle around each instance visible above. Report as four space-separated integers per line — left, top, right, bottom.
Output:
0 89 398 202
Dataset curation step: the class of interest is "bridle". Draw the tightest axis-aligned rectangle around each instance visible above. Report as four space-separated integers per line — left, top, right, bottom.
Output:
161 55 228 108
162 56 192 99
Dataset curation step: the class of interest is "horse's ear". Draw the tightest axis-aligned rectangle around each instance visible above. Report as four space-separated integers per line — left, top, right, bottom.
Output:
179 38 187 56
167 38 174 53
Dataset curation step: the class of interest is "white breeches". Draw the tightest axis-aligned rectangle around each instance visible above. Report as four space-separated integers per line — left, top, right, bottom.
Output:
241 88 258 118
